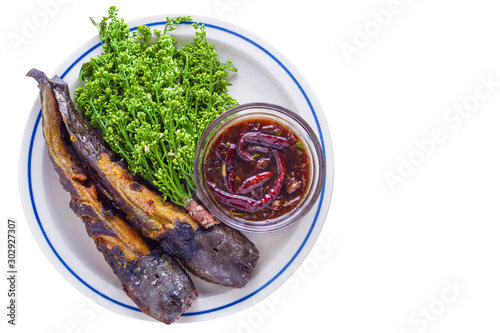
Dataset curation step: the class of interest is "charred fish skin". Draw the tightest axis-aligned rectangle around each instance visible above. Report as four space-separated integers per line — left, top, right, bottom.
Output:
160 222 259 288
26 69 89 196
28 68 197 324
104 249 197 324
50 77 260 288
71 196 197 324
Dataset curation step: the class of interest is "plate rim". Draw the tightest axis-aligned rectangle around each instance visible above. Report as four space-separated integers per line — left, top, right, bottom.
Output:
19 14 334 322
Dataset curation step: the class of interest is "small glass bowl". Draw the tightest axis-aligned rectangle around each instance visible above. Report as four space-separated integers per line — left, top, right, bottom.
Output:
194 103 325 233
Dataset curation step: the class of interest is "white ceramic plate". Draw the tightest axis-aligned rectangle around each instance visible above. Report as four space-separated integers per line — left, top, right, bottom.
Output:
19 15 334 323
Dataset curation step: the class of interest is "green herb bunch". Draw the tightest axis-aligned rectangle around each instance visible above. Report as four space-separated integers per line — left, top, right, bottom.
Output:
75 6 238 207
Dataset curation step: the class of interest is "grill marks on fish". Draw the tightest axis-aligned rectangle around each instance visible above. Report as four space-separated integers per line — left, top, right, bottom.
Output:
50 77 260 288
28 68 197 324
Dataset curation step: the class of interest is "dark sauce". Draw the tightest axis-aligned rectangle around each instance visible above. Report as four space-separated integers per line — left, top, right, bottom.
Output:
204 118 309 221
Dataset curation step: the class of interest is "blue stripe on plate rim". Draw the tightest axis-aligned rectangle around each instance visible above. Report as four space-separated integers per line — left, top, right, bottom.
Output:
26 19 327 318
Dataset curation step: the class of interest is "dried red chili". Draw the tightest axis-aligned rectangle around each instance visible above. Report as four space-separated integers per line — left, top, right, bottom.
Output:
203 118 309 221
208 151 285 212
237 132 291 161
238 171 274 194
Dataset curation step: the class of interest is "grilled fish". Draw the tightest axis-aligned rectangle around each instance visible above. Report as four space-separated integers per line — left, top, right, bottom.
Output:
28 68 197 324
50 75 259 288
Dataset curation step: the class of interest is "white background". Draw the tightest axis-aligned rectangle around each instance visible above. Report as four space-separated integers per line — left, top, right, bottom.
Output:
2 0 500 332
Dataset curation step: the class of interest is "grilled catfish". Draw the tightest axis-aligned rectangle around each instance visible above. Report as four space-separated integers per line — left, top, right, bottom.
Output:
28 68 197 324
50 75 259 288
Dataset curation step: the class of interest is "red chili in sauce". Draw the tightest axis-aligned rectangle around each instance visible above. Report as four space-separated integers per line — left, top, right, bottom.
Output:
204 118 309 221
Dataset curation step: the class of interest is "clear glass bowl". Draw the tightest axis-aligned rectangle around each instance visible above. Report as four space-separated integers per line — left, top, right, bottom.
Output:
194 103 325 233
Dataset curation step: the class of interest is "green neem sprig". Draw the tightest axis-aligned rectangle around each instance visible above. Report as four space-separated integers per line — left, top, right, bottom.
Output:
76 7 238 221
